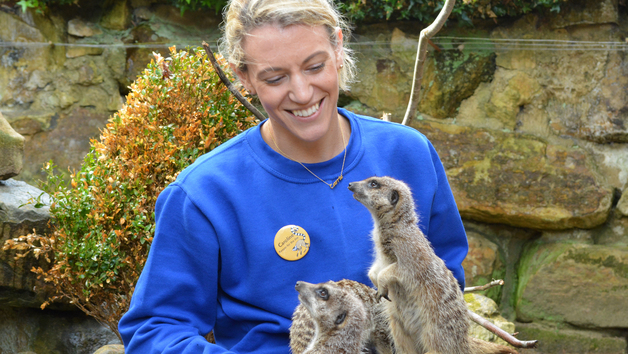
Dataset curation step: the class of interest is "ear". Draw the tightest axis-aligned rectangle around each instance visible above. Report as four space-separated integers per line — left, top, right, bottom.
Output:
334 27 344 68
334 311 347 325
390 190 399 207
230 63 257 95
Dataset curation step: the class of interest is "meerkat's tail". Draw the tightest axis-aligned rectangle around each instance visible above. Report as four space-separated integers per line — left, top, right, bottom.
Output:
470 337 519 354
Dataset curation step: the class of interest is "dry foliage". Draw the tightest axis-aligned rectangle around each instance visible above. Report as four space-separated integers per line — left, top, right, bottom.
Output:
3 46 257 340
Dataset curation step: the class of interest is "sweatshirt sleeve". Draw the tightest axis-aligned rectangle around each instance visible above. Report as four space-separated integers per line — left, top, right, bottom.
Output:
118 184 233 353
426 140 469 291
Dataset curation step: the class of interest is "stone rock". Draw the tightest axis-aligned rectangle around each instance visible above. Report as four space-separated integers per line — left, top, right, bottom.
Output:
516 242 628 328
349 49 411 119
0 179 52 308
66 45 105 59
93 344 125 354
0 11 52 109
489 14 628 143
0 179 50 225
4 50 123 185
19 108 109 183
591 210 628 246
514 322 627 354
0 306 121 354
462 231 500 287
133 6 153 22
418 45 496 119
150 4 221 29
485 69 541 128
67 18 102 38
462 221 538 318
413 120 613 230
100 0 132 31
618 190 628 217
2 110 58 136
465 293 515 347
121 23 170 88
550 0 618 28
0 112 25 180
348 27 497 120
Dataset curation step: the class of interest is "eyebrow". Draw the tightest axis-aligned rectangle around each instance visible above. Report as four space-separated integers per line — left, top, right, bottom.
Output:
255 50 330 79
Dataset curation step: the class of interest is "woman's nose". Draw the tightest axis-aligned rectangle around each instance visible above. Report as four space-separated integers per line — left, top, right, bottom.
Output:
288 73 313 104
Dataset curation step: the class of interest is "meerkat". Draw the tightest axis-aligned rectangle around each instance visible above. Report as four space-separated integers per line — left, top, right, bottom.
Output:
290 279 393 354
348 176 518 354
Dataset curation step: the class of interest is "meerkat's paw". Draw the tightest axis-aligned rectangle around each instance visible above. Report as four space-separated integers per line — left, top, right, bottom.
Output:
376 285 391 302
374 263 398 302
368 269 379 289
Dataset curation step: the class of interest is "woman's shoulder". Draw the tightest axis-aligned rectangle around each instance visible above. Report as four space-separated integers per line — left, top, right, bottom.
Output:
171 126 259 187
340 108 431 146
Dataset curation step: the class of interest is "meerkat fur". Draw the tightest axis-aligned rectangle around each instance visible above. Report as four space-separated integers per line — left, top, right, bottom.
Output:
348 176 517 354
290 279 393 354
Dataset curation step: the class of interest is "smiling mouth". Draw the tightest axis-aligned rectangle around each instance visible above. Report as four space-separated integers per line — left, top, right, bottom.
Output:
291 99 322 118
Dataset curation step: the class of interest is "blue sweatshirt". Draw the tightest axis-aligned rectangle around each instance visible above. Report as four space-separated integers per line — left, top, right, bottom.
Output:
118 108 468 353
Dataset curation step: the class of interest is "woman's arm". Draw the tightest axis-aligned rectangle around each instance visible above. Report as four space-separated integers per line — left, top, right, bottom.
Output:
118 185 232 353
425 140 468 290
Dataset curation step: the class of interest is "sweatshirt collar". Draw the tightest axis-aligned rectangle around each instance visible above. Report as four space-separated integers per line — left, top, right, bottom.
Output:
245 108 364 185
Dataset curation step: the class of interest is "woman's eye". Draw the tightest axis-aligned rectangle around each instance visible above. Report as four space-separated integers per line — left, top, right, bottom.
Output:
264 76 283 85
308 63 325 72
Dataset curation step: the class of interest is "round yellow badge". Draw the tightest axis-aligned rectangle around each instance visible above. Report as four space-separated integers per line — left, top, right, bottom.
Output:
274 225 310 261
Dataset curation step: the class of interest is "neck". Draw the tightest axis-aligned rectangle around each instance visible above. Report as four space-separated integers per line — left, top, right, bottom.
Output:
262 114 350 164
305 322 365 354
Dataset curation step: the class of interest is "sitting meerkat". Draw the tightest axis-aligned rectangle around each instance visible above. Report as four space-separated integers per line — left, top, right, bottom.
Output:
348 176 518 354
290 279 393 354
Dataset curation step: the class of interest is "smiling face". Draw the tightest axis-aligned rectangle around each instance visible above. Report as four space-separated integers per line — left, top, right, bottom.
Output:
233 24 345 159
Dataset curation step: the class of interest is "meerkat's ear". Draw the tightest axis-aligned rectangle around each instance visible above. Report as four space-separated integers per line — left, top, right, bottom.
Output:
335 311 347 325
390 190 399 206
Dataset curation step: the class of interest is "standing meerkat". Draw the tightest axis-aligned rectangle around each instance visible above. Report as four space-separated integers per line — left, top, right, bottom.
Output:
290 279 393 354
348 176 517 354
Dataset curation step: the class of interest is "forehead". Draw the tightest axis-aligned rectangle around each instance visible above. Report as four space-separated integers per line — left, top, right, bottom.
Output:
241 24 335 68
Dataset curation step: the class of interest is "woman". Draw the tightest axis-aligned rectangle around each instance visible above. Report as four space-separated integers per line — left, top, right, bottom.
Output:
118 0 468 353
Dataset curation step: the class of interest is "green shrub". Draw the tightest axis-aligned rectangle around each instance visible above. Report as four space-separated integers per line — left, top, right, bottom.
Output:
336 0 566 23
171 0 566 23
4 46 257 339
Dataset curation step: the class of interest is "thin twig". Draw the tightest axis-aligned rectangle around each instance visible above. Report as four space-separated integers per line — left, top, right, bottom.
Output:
201 42 266 121
427 38 442 52
468 309 538 348
401 0 456 125
464 279 504 293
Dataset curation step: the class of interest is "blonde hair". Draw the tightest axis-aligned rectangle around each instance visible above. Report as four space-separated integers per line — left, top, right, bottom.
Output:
219 0 356 90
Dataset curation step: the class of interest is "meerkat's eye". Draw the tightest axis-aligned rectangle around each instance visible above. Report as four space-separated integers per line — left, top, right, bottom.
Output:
335 311 347 325
368 180 380 188
316 288 329 300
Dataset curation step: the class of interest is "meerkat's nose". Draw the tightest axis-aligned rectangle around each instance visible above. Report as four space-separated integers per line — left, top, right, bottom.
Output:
295 281 303 290
348 182 355 191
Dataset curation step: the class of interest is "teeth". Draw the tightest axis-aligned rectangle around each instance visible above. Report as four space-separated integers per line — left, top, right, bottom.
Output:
293 102 320 117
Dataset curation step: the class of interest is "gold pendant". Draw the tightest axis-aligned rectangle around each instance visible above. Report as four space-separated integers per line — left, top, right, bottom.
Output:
330 175 343 189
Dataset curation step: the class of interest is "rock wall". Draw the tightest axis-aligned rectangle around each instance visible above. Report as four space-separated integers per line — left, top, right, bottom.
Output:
345 0 628 352
0 179 121 353
1 0 627 353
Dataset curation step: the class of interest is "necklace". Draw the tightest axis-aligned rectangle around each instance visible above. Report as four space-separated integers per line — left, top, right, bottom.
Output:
269 118 348 189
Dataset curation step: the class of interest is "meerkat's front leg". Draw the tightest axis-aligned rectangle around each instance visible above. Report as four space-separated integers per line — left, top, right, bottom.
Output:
375 262 398 302
368 253 387 289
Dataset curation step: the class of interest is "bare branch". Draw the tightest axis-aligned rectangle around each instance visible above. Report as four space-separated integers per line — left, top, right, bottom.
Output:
468 309 538 349
401 0 456 125
201 42 266 121
464 279 504 293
